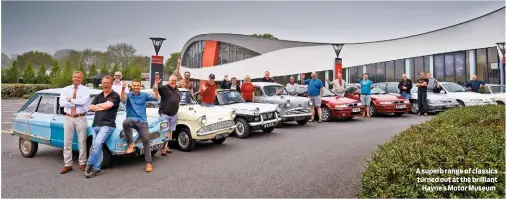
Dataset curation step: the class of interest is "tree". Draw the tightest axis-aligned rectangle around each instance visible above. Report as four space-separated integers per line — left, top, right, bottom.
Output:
100 62 109 74
121 65 132 80
77 62 85 74
51 61 73 87
63 50 83 69
50 60 61 79
165 52 181 76
36 64 49 84
15 51 54 69
5 60 19 83
249 33 278 40
131 65 142 80
110 59 120 74
131 55 150 73
1 53 11 68
21 60 36 84
106 43 137 69
88 64 98 77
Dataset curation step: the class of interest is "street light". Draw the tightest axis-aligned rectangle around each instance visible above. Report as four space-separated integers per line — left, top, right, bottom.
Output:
149 37 166 56
497 42 505 57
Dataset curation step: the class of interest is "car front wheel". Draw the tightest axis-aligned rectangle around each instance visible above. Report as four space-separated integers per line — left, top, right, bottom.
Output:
176 127 196 152
234 118 251 139
370 103 378 116
321 107 331 122
18 137 38 158
411 101 419 114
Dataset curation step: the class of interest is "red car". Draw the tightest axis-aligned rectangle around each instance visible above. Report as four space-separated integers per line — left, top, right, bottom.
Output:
344 84 411 116
293 85 364 121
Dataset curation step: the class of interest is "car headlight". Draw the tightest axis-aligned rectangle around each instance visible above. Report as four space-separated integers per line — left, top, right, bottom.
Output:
262 113 268 119
285 100 291 108
357 102 363 106
231 110 236 118
160 122 169 131
200 115 207 124
254 107 260 115
276 106 281 113
334 104 348 109
380 101 393 105
308 99 314 106
404 100 410 104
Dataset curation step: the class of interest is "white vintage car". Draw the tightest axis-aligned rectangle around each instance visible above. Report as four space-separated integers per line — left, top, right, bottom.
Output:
143 88 237 152
194 89 281 139
438 82 496 106
480 84 506 105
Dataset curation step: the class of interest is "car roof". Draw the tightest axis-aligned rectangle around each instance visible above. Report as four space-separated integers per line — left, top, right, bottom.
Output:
35 88 103 95
251 82 282 87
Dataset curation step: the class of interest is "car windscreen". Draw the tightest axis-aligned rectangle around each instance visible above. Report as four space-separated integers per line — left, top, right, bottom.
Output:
370 86 388 95
179 91 198 105
217 90 245 105
489 85 506 94
442 82 467 92
322 87 336 97
263 85 288 96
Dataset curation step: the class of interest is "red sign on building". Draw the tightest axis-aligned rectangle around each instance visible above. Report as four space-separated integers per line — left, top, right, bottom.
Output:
335 58 343 78
151 55 164 65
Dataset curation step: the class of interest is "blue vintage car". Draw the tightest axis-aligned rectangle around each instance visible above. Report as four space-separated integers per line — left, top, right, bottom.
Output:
10 88 169 168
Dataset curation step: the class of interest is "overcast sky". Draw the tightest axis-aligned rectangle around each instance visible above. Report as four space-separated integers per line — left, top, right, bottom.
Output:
1 1 505 57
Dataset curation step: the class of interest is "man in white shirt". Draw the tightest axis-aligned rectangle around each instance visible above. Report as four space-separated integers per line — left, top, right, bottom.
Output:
112 71 129 94
285 76 298 95
59 71 91 174
326 73 347 95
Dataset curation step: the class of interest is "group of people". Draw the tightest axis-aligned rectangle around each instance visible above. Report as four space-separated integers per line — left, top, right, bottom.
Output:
60 69 181 178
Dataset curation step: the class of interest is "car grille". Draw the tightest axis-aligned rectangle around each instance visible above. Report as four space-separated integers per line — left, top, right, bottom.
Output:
135 133 161 144
286 108 311 115
393 101 405 104
261 112 277 120
346 103 359 107
198 120 235 133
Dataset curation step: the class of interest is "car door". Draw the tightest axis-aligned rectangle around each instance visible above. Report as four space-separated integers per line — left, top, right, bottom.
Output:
28 94 56 145
193 92 202 104
51 95 93 150
13 94 41 139
253 87 264 102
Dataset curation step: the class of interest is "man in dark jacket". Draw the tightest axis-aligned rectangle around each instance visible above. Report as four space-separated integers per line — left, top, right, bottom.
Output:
398 73 413 99
220 75 231 89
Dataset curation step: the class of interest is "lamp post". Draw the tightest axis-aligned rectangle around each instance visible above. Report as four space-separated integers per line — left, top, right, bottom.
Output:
149 37 166 88
496 42 505 85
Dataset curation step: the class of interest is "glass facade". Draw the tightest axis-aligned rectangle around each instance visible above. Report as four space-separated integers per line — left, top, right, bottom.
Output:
344 46 504 85
264 69 334 86
182 41 205 68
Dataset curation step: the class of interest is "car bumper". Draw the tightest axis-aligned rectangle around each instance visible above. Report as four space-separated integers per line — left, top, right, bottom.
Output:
194 125 236 140
331 107 363 118
112 139 165 155
376 104 411 113
280 113 313 121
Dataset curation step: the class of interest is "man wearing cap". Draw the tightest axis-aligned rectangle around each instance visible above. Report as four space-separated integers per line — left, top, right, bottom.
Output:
199 74 218 107
112 71 129 94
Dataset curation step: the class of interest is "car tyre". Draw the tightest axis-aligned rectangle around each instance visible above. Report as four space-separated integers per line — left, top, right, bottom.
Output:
211 137 227 144
234 118 251 139
176 127 196 152
411 101 419 114
18 137 38 158
370 103 378 116
321 107 332 122
262 127 275 133
151 150 158 157
296 119 309 125
87 143 112 169
457 100 465 106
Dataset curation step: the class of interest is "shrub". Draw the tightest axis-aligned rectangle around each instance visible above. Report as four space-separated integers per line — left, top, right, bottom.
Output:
359 105 505 198
1 84 53 99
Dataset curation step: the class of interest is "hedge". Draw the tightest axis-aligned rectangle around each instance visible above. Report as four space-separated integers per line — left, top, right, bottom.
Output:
1 84 53 99
359 105 505 198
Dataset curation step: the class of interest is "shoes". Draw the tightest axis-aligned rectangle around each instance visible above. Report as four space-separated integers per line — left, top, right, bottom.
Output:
85 168 101 178
79 164 86 171
126 143 135 154
60 166 73 174
145 163 152 172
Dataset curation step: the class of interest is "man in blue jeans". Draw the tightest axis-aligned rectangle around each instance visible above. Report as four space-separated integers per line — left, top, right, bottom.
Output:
358 73 374 117
85 75 121 178
397 74 412 99
156 75 180 155
300 72 324 123
121 79 159 172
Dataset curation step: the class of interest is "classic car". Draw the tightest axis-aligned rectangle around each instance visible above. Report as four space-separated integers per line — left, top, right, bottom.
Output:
142 88 237 152
10 88 168 168
344 84 412 116
252 82 313 125
291 85 364 121
438 82 496 106
194 89 281 139
376 82 460 114
479 84 505 105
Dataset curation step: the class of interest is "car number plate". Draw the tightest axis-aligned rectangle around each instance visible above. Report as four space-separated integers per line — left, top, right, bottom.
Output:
445 104 453 107
352 108 361 112
263 123 275 128
215 133 228 140
396 105 406 109
140 143 164 154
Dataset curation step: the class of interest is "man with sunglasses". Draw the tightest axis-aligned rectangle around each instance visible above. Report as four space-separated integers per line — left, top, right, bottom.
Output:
112 71 129 95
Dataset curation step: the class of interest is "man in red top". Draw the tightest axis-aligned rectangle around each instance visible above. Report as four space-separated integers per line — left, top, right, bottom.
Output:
200 74 217 107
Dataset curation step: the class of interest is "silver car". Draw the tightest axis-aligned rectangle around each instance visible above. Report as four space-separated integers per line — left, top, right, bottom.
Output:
376 82 460 114
252 82 313 125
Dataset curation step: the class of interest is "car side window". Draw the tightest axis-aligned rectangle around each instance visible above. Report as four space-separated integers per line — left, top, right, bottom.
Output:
22 95 41 113
37 95 55 114
194 93 202 102
254 87 263 96
387 84 398 93
376 83 386 91
480 86 491 94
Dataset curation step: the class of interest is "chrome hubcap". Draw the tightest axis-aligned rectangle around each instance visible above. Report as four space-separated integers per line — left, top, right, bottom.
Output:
236 122 245 135
21 139 30 154
178 132 189 148
411 103 419 113
322 108 329 121
370 105 375 115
